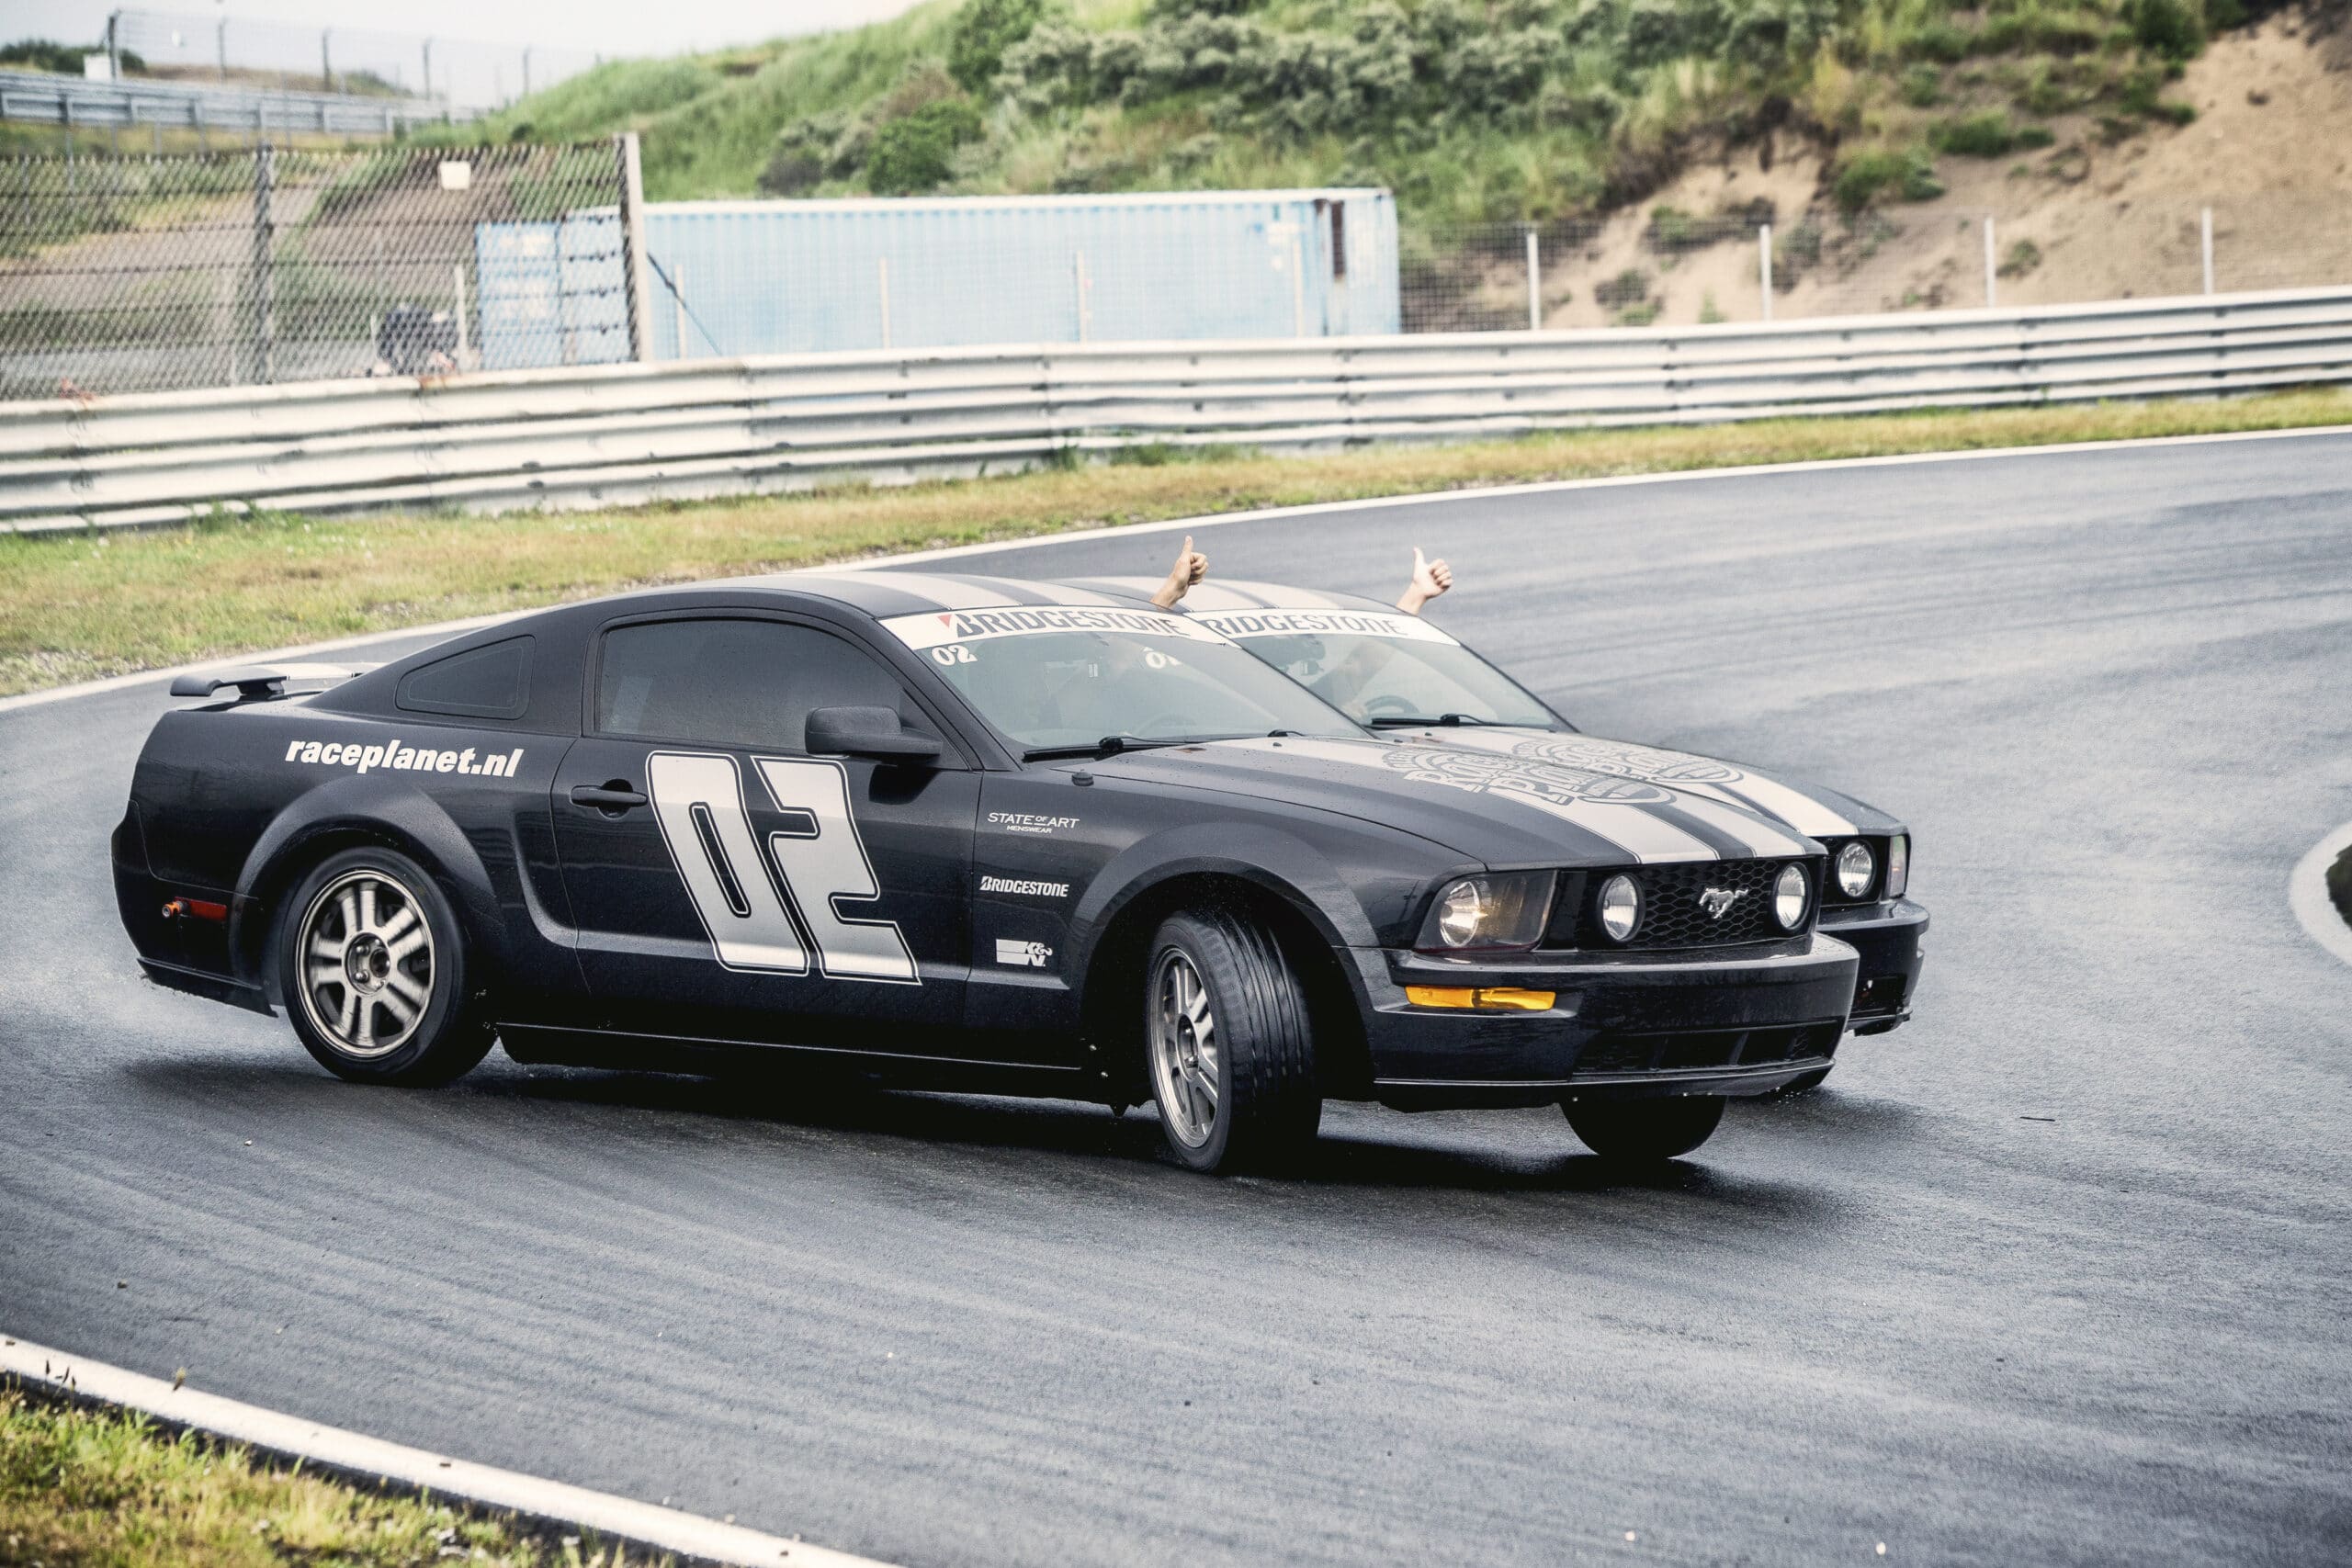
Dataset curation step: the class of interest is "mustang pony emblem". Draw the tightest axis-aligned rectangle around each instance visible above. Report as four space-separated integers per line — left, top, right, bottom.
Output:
1698 886 1746 919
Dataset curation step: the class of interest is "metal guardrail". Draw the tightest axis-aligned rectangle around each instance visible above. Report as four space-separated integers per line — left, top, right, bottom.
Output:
4 288 2349 534
0 68 453 136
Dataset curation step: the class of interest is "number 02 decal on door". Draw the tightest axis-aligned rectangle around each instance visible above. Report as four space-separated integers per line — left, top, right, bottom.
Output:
644 750 919 984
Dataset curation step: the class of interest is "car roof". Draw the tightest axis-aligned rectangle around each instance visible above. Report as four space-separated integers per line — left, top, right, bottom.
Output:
616 569 1159 621
1056 576 1397 614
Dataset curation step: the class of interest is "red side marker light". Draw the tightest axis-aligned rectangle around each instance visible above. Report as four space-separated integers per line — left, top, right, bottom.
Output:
163 898 229 923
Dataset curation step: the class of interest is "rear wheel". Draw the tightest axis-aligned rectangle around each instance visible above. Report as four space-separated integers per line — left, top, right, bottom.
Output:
1563 1096 1725 1164
278 847 493 1087
1145 908 1320 1174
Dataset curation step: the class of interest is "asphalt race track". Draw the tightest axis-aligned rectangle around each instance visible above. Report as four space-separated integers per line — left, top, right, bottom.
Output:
6 432 2350 1566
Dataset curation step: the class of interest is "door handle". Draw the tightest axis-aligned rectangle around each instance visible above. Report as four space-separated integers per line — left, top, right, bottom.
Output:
570 783 648 812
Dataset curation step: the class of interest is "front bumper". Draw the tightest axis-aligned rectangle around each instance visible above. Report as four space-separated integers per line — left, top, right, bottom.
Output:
1358 935 1860 1111
1820 896 1928 1035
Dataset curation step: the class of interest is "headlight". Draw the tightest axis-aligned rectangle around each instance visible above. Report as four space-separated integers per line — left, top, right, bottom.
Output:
1834 840 1876 899
1885 833 1909 898
1597 873 1641 943
1773 863 1809 930
1416 871 1555 952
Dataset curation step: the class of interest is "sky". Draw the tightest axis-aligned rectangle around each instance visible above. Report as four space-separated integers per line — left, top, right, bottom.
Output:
6 0 929 59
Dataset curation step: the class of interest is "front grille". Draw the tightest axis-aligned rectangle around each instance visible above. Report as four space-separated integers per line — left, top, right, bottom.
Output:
1547 859 1815 951
1573 1023 1840 1077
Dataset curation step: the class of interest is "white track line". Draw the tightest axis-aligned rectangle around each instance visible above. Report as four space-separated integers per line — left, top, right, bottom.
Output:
2289 822 2352 969
0 1333 892 1568
6 423 2346 718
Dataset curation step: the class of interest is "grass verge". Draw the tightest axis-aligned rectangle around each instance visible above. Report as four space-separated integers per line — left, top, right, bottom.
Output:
0 1383 658 1567
4 389 2349 698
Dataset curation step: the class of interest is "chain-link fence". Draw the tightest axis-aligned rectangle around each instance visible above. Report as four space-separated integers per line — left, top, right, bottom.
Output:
1405 198 2352 333
0 141 634 399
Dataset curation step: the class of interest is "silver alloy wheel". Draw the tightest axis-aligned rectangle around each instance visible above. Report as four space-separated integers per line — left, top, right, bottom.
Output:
1148 949 1220 1148
296 868 435 1060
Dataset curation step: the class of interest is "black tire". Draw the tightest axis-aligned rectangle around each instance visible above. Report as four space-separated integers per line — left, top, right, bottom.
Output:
277 846 494 1087
1563 1096 1726 1164
1143 908 1321 1174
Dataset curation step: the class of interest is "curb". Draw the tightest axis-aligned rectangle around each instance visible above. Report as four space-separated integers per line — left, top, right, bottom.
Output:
0 1333 893 1568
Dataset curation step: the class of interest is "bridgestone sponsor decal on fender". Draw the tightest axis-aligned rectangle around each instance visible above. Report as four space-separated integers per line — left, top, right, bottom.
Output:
1189 607 1460 646
282 737 524 777
881 604 1227 651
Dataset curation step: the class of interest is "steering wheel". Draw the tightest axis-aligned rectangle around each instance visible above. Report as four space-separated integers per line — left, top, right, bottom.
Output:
1363 694 1419 716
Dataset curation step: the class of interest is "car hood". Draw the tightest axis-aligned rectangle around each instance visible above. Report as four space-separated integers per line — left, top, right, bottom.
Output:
1081 735 1824 867
1373 726 1905 837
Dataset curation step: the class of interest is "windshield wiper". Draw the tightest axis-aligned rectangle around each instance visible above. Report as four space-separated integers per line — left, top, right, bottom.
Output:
1021 730 1295 762
1365 712 1494 728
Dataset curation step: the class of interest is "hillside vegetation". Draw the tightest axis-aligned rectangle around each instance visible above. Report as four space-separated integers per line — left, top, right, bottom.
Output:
466 0 2288 226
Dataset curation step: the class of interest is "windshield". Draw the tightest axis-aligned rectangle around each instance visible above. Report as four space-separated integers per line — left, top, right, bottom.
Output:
881 604 1363 753
1187 607 1562 728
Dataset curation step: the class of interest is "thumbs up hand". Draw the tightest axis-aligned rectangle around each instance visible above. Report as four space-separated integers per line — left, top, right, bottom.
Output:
1398 546 1453 614
1152 535 1209 607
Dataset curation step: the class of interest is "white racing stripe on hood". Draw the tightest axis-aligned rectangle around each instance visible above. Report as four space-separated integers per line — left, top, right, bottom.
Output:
1660 795 1813 859
1221 736 1719 863
1408 728 1859 838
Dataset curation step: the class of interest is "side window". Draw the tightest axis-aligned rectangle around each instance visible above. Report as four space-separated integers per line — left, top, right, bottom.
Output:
396 636 532 719
594 619 936 752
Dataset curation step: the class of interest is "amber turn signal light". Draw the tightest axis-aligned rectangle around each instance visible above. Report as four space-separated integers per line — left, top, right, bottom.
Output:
1404 986 1555 1012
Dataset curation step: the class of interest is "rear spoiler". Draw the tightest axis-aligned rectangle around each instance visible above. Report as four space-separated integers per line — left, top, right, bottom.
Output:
168 662 380 700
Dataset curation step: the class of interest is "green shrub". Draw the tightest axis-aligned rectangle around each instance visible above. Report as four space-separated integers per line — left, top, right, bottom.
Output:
865 96 984 193
1833 147 1943 212
2132 0 2207 62
1905 23 1973 63
1931 112 2018 157
1997 238 2042 278
1900 64 1942 107
1593 267 1650 309
1615 299 1663 327
949 0 1050 93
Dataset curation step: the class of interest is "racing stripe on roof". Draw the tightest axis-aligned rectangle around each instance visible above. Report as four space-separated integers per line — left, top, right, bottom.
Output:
867 572 1024 610
767 571 957 619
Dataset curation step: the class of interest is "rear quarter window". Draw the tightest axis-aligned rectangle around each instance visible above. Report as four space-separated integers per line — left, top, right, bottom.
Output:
396 637 533 720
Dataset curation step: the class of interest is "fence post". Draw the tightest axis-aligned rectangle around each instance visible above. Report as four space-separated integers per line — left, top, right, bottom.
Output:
1525 227 1540 331
1759 224 1772 321
453 263 469 367
2201 207 2215 295
422 39 433 101
616 131 651 363
1984 217 1997 308
107 9 122 82
250 144 275 384
321 28 333 94
217 18 227 82
1074 251 1092 342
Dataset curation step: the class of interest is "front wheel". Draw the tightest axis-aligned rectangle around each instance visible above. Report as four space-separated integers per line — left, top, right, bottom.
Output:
1563 1096 1725 1164
1145 908 1320 1174
278 847 493 1087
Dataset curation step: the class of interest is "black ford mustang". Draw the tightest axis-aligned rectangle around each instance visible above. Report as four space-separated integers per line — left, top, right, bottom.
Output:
1065 574 1928 1073
116 571 1867 1171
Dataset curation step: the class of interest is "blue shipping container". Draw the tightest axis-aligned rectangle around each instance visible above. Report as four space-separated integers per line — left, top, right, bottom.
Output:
639 189 1400 360
473 212 629 371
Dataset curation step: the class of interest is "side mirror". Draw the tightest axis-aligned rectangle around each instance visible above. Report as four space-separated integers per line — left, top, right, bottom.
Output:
805 705 944 763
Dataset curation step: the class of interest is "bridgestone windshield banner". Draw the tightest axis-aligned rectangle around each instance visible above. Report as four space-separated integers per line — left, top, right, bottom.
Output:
881 604 1229 651
1189 607 1461 645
